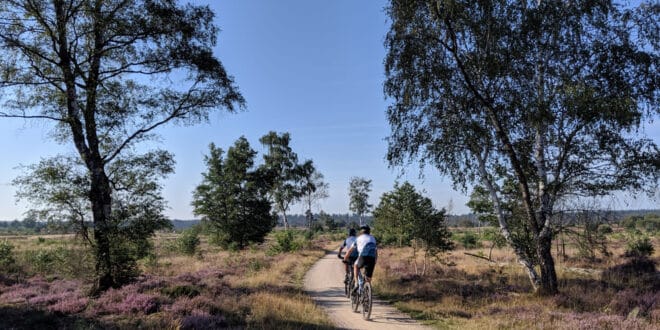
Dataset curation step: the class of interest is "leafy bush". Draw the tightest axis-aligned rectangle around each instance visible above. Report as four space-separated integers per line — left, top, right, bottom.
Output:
177 229 201 256
0 240 17 272
598 225 613 235
269 230 303 254
30 249 56 274
624 236 654 258
458 231 479 249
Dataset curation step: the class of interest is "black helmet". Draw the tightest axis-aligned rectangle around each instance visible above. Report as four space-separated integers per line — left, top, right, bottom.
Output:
359 225 371 234
348 228 356 236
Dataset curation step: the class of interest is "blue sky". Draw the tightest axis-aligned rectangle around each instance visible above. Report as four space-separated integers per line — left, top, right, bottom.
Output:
0 0 657 220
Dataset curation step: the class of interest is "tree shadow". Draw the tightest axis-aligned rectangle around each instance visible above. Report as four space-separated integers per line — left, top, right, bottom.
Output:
0 306 105 330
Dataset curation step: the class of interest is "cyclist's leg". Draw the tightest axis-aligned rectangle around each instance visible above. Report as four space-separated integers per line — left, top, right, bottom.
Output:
363 256 376 283
354 256 364 288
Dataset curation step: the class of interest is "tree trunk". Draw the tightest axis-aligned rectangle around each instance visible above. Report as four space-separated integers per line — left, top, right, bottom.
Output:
90 167 114 292
536 232 558 295
282 211 289 230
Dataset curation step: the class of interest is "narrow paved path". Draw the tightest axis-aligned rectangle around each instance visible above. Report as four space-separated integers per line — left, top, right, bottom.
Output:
304 251 431 330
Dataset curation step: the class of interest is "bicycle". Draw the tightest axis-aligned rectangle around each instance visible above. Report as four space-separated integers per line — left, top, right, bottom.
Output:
342 259 355 298
351 267 372 320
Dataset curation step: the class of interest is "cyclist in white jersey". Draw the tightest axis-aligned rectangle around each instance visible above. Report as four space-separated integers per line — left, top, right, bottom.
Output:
343 225 377 290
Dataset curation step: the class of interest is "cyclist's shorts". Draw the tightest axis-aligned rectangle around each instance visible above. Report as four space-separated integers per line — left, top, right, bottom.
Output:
346 256 357 267
356 256 376 278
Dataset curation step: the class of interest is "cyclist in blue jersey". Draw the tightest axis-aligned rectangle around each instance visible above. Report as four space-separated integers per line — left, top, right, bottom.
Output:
343 225 377 291
338 228 358 283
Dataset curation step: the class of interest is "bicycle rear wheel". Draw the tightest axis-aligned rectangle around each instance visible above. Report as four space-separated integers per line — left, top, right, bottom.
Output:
362 282 372 320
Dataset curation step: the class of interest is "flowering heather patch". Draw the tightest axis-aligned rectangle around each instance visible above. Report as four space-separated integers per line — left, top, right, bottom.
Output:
609 289 660 318
550 311 650 330
0 283 45 303
179 309 227 329
28 292 76 305
167 296 218 316
48 296 89 314
92 287 161 315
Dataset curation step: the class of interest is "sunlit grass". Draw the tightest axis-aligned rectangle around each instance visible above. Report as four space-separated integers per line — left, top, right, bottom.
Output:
372 227 659 329
0 230 333 329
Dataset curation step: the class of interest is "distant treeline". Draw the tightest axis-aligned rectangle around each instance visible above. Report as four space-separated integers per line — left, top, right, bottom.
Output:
2 209 657 235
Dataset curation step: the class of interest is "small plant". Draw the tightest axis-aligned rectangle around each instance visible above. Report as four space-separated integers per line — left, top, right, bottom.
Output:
269 230 302 254
0 240 17 272
598 225 613 235
624 236 654 258
161 285 201 299
458 231 479 249
177 229 201 256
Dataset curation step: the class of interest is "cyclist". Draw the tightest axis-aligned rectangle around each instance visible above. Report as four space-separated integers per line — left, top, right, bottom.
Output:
343 225 377 292
338 228 358 283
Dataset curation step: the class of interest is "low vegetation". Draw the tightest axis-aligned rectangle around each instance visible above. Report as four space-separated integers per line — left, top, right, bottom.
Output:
0 230 334 329
372 225 659 329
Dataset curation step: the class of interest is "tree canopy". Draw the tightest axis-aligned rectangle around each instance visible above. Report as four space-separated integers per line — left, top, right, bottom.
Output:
192 138 276 249
384 0 659 294
0 0 243 291
349 177 373 226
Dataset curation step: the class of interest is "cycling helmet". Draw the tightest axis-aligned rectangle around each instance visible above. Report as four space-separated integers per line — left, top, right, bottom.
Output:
348 228 356 236
359 225 371 234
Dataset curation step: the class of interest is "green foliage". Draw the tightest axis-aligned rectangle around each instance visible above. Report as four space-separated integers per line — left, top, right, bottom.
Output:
161 285 201 299
457 231 479 249
349 177 373 224
373 182 453 255
637 214 660 233
384 0 660 294
177 229 201 256
1 0 243 292
269 230 307 254
0 240 17 273
598 225 613 235
259 131 304 229
624 236 654 259
299 161 330 228
482 228 507 249
319 212 340 231
193 138 277 249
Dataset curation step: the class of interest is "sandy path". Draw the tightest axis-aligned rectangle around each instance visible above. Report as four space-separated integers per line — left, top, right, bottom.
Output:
303 251 431 330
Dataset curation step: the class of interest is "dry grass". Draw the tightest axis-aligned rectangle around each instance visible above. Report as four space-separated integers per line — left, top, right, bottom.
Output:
0 230 334 329
372 228 659 329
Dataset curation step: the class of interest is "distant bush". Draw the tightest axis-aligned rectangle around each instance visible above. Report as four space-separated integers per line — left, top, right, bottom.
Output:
161 285 201 299
624 236 654 258
598 225 613 235
177 229 201 256
0 240 17 272
269 230 305 254
458 231 479 249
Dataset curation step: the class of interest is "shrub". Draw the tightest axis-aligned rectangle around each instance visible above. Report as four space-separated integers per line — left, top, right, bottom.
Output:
0 240 17 272
161 285 201 299
624 236 654 258
177 229 201 256
269 230 303 254
598 225 613 235
30 249 56 274
458 231 479 249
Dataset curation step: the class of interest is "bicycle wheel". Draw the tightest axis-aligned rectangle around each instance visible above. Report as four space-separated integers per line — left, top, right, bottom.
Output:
351 286 359 312
345 268 354 298
362 282 372 320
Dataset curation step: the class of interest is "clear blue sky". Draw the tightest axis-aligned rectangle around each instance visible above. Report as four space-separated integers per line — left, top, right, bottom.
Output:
0 0 657 220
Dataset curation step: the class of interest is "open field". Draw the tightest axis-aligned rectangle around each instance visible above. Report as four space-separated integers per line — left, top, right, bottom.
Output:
372 227 659 329
1 226 658 329
0 231 334 329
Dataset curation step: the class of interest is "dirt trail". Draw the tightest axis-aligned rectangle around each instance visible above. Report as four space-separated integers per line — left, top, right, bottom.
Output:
303 251 431 330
